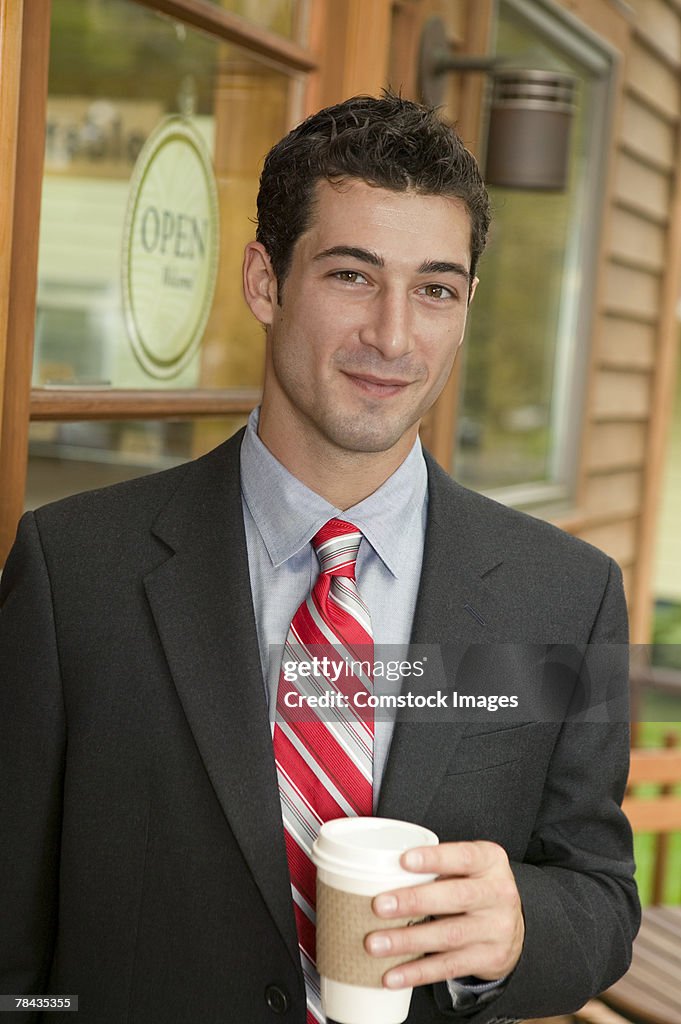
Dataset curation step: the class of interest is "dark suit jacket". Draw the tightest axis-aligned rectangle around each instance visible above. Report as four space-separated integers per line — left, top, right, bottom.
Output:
0 429 639 1024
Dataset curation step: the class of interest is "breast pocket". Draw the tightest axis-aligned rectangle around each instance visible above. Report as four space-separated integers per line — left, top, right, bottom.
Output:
445 722 539 775
426 723 558 854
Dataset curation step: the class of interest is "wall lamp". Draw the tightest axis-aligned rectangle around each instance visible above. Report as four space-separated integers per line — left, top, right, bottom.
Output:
418 16 577 191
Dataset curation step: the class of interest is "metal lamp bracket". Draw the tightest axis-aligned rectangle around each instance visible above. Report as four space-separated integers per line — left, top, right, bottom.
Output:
419 16 503 106
418 15 577 191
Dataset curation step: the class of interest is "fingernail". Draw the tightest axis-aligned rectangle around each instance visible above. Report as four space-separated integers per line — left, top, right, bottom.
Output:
404 850 423 869
374 894 398 914
368 935 391 954
385 971 405 989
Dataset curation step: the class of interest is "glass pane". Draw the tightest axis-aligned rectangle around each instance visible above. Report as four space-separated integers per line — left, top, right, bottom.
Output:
455 2 604 499
35 0 295 391
204 0 307 41
25 417 248 510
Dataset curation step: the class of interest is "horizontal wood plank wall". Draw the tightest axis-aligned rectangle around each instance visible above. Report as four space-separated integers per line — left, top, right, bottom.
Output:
555 0 681 643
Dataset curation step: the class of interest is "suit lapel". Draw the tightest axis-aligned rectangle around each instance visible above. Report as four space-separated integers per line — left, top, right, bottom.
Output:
142 430 299 971
378 453 507 823
141 434 510 939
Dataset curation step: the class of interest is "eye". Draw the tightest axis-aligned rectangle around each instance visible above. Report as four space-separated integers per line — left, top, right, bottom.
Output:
331 270 369 285
419 283 457 301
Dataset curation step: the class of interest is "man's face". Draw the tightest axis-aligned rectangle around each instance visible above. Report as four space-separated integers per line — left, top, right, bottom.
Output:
246 178 477 458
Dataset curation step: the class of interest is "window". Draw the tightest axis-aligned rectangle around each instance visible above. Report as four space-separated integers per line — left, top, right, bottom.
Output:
454 0 616 510
22 0 310 509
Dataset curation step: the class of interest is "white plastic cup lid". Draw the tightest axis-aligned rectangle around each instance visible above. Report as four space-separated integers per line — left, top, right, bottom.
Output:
311 817 439 882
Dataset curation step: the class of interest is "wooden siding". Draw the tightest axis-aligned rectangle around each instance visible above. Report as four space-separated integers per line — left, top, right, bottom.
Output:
614 150 672 221
620 94 676 170
592 369 651 421
635 0 681 63
565 0 681 642
599 315 657 370
583 470 643 518
580 517 640 567
609 206 666 273
586 421 648 470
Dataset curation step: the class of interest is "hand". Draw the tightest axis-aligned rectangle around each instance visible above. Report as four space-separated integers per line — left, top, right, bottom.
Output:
365 841 524 990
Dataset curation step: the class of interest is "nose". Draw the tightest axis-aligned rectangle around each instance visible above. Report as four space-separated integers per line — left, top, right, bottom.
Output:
358 288 414 360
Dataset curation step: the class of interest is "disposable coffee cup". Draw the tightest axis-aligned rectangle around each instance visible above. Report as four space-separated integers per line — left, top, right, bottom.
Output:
311 816 439 1024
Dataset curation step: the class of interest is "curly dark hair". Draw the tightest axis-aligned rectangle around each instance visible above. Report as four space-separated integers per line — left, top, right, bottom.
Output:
256 92 490 298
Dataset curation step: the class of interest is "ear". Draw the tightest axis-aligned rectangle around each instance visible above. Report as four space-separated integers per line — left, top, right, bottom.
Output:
467 276 479 306
242 242 278 325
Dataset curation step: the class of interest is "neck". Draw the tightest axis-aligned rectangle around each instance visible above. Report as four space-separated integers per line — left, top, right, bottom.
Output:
257 406 417 509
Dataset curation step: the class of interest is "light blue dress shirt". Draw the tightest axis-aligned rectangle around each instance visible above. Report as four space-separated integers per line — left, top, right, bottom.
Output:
240 406 428 799
239 407 506 1010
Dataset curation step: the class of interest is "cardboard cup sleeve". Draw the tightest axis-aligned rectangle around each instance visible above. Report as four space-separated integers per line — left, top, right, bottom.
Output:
316 879 426 988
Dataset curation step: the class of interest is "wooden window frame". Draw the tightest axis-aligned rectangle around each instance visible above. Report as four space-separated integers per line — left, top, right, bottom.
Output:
1 0 52 562
0 0 320 561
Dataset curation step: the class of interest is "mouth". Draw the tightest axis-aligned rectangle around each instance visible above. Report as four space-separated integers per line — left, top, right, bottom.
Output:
343 372 413 397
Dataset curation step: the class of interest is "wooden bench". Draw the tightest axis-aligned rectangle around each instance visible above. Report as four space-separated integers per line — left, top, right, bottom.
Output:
532 740 681 1024
600 740 681 1024
621 739 681 902
527 999 632 1024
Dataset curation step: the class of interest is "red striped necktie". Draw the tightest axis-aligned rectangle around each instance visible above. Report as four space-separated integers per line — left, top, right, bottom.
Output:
273 518 374 1023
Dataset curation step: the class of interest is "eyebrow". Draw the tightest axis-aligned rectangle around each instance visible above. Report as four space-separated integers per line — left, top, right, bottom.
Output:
312 246 471 281
313 246 384 267
417 259 471 281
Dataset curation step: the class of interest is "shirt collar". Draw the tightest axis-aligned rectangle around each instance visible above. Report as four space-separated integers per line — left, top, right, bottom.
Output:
240 407 428 579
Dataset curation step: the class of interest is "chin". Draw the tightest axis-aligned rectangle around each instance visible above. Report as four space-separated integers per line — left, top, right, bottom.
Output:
324 417 414 455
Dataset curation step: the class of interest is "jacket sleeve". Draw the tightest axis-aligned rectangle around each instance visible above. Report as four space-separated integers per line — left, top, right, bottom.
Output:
0 512 65 1007
434 557 640 1023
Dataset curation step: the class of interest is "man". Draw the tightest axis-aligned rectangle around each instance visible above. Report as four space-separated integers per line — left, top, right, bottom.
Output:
0 94 638 1024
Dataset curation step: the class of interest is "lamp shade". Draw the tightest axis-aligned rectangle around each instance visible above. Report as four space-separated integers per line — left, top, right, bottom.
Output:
485 70 576 190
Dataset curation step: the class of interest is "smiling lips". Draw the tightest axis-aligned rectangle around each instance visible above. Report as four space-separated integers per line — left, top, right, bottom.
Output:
344 371 413 396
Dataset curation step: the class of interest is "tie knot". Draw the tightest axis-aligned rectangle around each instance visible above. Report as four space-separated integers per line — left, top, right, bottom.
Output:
312 518 362 577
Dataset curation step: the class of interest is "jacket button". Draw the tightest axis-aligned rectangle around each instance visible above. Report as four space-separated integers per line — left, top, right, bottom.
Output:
265 984 290 1014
